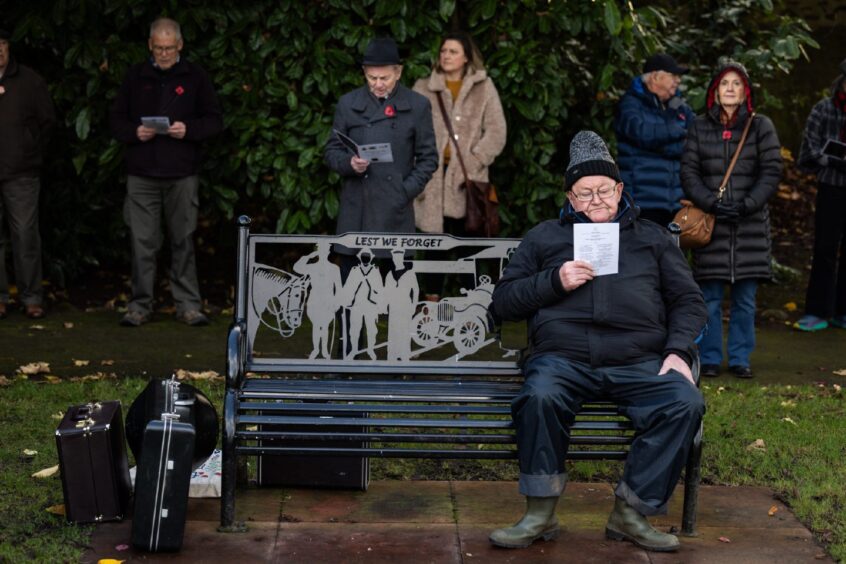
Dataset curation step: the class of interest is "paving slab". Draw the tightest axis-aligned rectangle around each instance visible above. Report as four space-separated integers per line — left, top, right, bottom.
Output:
280 481 453 524
84 481 834 563
271 523 460 564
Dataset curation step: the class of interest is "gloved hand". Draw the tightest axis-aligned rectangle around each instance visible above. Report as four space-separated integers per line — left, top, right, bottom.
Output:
712 201 742 222
667 96 685 110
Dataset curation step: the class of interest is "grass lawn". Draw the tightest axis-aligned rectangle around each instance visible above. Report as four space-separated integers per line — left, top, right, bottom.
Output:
0 376 843 561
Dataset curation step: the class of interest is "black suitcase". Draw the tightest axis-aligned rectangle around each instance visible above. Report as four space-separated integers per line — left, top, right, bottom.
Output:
257 409 369 490
125 377 218 469
55 401 132 523
131 413 196 552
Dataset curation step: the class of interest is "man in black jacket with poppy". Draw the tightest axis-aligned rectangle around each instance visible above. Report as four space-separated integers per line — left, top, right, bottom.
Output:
110 17 222 327
488 131 706 553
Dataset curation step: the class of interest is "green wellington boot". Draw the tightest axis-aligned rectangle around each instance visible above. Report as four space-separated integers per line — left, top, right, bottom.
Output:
605 497 680 552
489 496 561 549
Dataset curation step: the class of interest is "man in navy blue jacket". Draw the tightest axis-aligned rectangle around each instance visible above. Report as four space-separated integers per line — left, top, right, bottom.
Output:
615 53 695 228
110 17 223 327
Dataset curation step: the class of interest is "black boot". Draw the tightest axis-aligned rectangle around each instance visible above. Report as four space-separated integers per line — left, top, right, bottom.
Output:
489 496 560 548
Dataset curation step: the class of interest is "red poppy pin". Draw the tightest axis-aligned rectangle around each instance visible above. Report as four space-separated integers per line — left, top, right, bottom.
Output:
722 130 732 140
384 105 396 117
175 85 185 96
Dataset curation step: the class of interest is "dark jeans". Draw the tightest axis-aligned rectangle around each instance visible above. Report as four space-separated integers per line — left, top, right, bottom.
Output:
124 175 201 315
0 177 43 305
513 354 704 516
804 183 846 318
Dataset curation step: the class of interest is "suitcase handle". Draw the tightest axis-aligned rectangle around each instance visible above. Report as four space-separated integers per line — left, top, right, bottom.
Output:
72 403 100 421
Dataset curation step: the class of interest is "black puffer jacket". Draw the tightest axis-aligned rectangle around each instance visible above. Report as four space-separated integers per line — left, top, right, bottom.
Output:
491 195 706 368
681 63 782 282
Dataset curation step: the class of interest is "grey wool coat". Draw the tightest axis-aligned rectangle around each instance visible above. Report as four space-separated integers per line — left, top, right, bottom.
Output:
412 69 507 233
324 84 438 237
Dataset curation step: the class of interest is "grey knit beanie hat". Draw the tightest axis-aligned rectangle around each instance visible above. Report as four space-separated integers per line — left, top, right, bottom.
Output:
564 131 621 190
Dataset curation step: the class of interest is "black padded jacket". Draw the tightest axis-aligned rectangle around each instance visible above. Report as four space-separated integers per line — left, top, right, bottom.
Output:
491 195 706 368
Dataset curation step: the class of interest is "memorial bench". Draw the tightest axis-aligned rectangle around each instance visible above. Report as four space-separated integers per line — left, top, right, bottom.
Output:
220 216 702 534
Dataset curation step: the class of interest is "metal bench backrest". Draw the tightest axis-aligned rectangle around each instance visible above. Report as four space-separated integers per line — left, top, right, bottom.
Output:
235 220 523 377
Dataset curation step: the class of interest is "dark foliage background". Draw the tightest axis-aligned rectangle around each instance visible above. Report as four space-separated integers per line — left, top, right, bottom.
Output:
0 0 817 285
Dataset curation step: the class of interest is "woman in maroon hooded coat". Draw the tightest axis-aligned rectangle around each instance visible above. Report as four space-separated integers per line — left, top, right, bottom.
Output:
680 61 782 379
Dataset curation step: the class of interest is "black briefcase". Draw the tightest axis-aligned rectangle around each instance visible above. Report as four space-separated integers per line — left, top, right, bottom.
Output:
131 414 196 552
257 409 369 490
55 401 132 523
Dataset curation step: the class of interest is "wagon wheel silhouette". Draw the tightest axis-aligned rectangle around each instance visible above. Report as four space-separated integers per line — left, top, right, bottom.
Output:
411 309 439 347
454 316 485 355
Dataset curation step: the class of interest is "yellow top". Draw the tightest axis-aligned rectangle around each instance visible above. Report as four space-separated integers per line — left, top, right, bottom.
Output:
443 80 463 165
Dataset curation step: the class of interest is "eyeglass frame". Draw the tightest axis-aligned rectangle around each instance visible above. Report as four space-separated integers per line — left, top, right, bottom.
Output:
570 182 622 202
150 44 180 54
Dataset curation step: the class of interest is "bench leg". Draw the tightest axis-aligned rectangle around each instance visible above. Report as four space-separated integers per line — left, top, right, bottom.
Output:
681 424 703 536
219 388 247 532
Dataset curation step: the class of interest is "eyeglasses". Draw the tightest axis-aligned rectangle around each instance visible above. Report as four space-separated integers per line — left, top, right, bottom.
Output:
151 45 178 54
572 184 619 202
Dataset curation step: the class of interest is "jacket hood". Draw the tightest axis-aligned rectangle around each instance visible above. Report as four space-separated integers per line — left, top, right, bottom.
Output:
559 191 639 227
706 61 754 113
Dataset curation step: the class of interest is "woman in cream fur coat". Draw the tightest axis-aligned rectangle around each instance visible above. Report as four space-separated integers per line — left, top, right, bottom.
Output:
412 31 507 234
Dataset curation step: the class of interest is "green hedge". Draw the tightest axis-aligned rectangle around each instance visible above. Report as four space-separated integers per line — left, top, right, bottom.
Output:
5 0 815 283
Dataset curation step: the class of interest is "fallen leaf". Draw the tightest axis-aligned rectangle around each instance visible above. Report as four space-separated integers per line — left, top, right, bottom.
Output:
32 465 59 478
22 449 38 456
45 504 66 516
43 375 61 384
63 322 74 329
185 353 193 358
100 359 115 366
51 411 64 420
98 560 125 564
833 369 846 377
174 368 222 381
716 386 726 395
73 359 90 367
18 361 51 375
834 384 842 392
29 324 46 330
780 400 796 408
768 505 778 516
783 302 797 312
746 439 766 452
115 544 130 551
0 375 11 386
718 536 731 543
69 372 117 383
782 417 797 426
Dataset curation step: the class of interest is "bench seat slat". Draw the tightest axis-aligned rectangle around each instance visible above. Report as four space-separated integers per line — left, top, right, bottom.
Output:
235 445 629 460
237 401 622 417
236 431 632 445
236 415 633 431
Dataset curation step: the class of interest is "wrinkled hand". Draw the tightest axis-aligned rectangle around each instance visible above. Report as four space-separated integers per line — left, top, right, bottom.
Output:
136 125 156 142
712 201 742 222
168 121 187 139
559 260 595 292
351 155 370 174
659 353 694 385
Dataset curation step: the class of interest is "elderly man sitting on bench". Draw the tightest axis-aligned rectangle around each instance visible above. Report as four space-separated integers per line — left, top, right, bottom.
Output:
489 131 707 552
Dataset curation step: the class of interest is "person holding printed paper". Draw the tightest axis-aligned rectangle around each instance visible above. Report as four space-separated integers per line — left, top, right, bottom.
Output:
489 131 705 553
794 58 846 332
324 37 438 275
109 17 223 327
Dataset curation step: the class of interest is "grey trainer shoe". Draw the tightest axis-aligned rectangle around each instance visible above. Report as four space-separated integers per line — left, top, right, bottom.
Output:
177 309 209 326
120 310 151 327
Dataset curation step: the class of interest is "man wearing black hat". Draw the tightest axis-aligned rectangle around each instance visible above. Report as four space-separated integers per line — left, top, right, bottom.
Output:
0 27 56 320
489 131 705 552
324 37 438 254
615 52 695 228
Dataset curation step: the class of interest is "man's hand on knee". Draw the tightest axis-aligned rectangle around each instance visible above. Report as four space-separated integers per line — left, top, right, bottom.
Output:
659 353 694 385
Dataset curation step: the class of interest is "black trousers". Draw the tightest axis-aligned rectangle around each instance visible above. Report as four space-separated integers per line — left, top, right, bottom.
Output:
804 183 846 318
513 354 704 516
